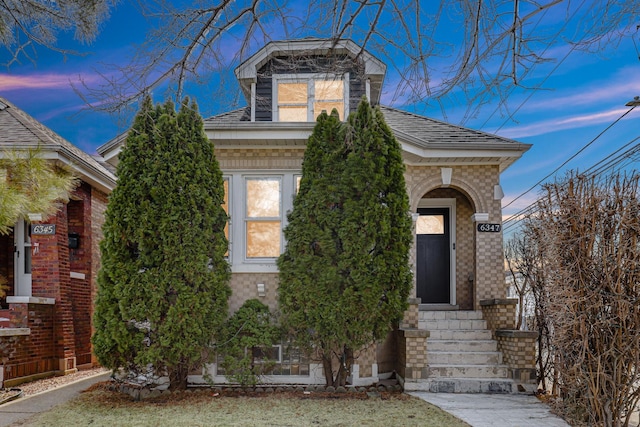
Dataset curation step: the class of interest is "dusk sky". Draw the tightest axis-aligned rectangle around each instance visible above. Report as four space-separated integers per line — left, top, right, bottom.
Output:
1 2 639 234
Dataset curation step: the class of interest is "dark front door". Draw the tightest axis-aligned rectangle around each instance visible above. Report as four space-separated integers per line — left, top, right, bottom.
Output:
416 208 451 304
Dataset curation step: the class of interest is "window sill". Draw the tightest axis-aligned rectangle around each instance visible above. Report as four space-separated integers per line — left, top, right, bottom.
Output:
230 263 279 274
0 328 30 337
6 296 56 305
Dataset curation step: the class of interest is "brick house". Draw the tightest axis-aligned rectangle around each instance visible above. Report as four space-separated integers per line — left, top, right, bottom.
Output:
0 97 115 388
98 39 537 392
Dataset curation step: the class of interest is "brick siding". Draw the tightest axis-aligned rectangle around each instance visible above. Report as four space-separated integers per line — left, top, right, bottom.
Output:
0 303 56 386
0 182 105 386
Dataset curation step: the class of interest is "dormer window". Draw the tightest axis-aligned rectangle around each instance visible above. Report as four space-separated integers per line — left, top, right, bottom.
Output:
274 74 348 122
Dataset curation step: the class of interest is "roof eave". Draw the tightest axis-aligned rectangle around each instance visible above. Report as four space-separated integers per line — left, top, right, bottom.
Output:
96 131 128 166
0 143 116 193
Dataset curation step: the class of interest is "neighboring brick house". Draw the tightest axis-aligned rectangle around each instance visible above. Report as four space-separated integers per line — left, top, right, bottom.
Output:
0 97 115 388
98 39 537 392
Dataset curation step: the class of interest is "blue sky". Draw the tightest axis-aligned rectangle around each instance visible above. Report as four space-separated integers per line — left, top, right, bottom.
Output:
1 2 639 230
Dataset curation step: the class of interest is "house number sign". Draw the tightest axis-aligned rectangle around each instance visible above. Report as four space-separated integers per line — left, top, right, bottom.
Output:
477 223 501 233
31 224 56 235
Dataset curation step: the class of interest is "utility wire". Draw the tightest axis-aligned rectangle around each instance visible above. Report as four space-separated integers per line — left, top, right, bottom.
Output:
503 135 640 233
503 139 640 232
502 104 639 209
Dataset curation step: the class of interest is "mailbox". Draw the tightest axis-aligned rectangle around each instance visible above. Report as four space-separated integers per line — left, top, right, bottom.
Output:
68 233 80 249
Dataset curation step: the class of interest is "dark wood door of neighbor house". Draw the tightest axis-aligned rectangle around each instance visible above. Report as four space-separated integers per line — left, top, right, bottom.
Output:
416 208 451 304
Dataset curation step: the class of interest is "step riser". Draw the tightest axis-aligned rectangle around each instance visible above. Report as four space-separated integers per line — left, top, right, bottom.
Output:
419 310 484 321
428 340 498 352
428 352 502 365
429 365 509 379
405 379 514 394
419 319 487 330
428 329 492 340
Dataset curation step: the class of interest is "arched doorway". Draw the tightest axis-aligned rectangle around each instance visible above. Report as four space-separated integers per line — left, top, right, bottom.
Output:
415 188 475 309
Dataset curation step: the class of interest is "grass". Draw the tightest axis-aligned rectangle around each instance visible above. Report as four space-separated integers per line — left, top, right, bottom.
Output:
22 383 470 427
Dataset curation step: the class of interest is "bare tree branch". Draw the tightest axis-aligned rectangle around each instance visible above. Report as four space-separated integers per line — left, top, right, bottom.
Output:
31 0 636 119
0 0 117 66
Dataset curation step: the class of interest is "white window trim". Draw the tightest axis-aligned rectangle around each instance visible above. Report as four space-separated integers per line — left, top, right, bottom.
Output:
272 73 349 122
227 172 299 273
14 218 32 297
244 175 283 261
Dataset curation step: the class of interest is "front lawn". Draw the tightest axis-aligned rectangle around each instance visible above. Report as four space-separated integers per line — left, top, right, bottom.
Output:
22 383 469 427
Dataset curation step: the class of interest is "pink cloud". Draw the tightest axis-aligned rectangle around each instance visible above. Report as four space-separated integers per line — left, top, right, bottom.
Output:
497 108 633 139
0 73 98 91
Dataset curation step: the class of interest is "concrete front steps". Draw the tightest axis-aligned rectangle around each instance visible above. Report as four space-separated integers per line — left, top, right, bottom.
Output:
411 310 514 393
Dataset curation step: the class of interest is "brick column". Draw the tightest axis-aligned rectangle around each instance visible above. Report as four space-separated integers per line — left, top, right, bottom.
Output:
90 188 108 366
401 298 420 329
473 218 506 309
480 299 537 384
397 328 429 382
496 330 537 384
480 298 517 335
31 207 77 375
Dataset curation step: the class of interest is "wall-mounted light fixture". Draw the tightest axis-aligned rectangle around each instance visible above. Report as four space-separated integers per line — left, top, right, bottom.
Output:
257 283 266 297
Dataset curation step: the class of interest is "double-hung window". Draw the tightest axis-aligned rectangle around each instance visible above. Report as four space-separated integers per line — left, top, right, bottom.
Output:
224 174 299 271
245 177 281 258
274 74 347 122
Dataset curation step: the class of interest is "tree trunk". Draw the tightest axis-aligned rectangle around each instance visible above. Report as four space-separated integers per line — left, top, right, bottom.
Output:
536 321 546 391
322 353 335 387
516 293 524 330
168 364 189 390
335 346 353 387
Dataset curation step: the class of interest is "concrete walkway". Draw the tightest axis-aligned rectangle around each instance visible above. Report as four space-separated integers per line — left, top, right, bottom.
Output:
410 392 571 427
0 372 110 427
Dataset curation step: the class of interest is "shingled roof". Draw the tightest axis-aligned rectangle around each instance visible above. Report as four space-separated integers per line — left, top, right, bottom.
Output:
100 104 529 171
0 97 116 193
204 105 525 146
199 104 530 172
378 106 525 148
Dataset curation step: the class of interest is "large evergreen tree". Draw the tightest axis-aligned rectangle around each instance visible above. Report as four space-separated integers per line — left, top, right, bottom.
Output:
278 99 413 386
92 96 231 390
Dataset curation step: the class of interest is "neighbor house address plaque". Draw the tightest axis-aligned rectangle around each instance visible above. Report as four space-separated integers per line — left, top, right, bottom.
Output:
31 224 56 235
